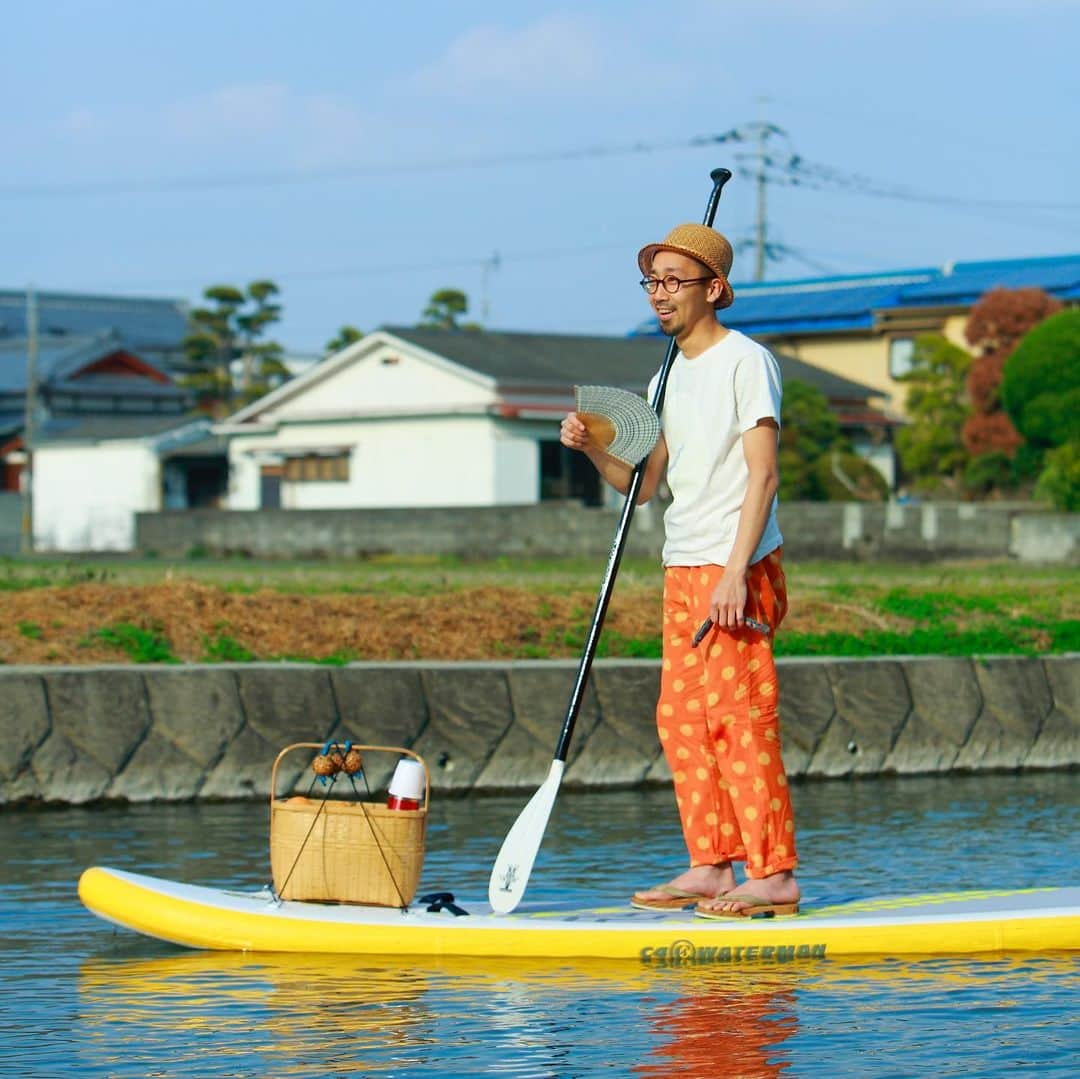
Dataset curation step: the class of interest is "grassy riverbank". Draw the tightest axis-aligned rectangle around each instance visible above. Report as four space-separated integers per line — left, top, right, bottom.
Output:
0 555 1076 664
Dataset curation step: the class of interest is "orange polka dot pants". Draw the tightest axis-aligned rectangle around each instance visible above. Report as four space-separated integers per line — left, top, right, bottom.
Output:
655 549 797 879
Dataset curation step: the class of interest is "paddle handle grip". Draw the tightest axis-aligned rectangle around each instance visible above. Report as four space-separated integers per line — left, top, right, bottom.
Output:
691 616 771 648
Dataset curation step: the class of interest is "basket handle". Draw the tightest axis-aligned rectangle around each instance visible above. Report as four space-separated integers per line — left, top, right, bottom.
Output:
269 742 430 812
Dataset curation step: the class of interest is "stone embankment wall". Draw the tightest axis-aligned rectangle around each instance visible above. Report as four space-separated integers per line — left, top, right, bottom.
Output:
135 501 1079 563
1 655 1076 806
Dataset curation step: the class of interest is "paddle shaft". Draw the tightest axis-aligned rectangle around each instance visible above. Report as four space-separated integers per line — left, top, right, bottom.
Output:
552 166 733 763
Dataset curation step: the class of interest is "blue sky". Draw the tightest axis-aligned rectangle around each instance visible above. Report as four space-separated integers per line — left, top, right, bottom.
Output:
4 1 1078 353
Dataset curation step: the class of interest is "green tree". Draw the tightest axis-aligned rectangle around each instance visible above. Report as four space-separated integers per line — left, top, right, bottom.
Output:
420 288 470 330
325 325 363 355
236 280 287 400
812 450 889 501
779 380 887 501
1034 441 1080 511
895 334 973 494
779 381 838 499
781 380 840 451
182 284 244 405
1001 308 1080 449
182 280 288 413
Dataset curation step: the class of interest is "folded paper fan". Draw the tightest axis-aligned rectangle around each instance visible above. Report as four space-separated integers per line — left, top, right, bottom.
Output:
574 385 661 467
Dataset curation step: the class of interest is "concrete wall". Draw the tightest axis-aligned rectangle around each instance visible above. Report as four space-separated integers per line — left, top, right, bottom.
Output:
1 654 1076 806
0 492 21 555
136 501 669 561
135 500 1079 563
1012 513 1079 565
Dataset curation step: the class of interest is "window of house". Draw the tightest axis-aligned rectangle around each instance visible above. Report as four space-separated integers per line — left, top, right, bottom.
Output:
283 452 350 483
539 439 601 506
888 337 916 380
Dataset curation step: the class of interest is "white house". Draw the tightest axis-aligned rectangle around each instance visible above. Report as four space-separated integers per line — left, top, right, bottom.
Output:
218 326 894 511
33 417 218 551
219 328 600 510
0 330 225 553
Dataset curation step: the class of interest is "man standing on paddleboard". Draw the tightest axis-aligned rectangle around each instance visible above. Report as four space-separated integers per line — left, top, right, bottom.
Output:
560 223 799 918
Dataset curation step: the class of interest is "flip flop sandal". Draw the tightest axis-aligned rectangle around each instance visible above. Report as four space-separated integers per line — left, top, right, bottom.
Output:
630 885 711 911
695 894 800 919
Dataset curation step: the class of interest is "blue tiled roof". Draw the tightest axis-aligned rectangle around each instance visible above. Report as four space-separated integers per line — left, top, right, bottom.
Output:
631 254 1080 337
0 412 23 437
897 255 1080 305
0 332 121 391
52 374 183 399
0 332 183 403
0 290 188 348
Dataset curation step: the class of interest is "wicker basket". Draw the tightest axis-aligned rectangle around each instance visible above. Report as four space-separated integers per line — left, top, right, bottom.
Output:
269 743 428 907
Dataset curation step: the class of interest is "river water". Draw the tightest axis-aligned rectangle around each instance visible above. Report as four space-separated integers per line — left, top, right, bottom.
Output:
1 772 1077 1078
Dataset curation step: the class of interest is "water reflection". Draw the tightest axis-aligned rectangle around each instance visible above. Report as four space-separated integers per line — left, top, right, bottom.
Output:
632 971 799 1078
77 949 1079 1079
77 951 809 1077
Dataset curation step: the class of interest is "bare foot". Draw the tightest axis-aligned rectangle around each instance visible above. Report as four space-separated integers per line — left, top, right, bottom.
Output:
633 863 737 904
696 871 800 914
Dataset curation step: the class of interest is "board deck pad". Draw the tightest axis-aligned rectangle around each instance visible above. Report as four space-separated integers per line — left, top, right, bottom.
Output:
78 868 1080 962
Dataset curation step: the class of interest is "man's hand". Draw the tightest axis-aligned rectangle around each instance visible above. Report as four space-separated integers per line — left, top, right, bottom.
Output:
560 412 589 452
560 411 666 502
709 569 748 630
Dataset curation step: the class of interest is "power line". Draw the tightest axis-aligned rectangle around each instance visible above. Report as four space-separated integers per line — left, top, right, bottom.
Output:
776 157 1079 211
0 134 744 200
5 125 1073 221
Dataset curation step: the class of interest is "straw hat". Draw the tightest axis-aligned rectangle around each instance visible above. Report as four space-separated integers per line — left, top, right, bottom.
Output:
637 223 735 310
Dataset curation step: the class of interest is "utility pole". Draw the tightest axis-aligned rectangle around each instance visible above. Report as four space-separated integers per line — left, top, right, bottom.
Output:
480 252 501 326
754 118 768 282
730 102 788 282
20 286 39 555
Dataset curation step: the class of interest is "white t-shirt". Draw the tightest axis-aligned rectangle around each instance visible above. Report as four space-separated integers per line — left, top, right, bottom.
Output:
647 330 784 568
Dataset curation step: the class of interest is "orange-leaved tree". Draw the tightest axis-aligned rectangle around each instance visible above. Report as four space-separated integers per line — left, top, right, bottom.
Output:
961 287 1062 492
963 282 1062 455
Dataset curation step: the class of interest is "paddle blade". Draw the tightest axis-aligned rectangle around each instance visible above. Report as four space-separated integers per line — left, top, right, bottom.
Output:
487 760 565 914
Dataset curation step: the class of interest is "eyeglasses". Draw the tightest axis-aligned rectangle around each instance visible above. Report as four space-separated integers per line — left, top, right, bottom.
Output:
639 274 714 295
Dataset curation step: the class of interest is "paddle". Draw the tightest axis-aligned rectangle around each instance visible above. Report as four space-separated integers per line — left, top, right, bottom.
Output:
488 167 734 914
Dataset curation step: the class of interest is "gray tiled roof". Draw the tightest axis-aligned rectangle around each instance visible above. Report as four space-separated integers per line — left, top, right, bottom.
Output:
382 326 876 402
160 434 230 459
384 325 665 393
35 413 202 444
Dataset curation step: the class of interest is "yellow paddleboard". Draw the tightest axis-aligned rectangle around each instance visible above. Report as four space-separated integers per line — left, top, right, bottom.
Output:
78 867 1080 961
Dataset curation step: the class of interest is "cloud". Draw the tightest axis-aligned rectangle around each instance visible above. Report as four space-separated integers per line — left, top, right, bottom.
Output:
403 14 620 100
60 83 371 166
164 82 293 140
